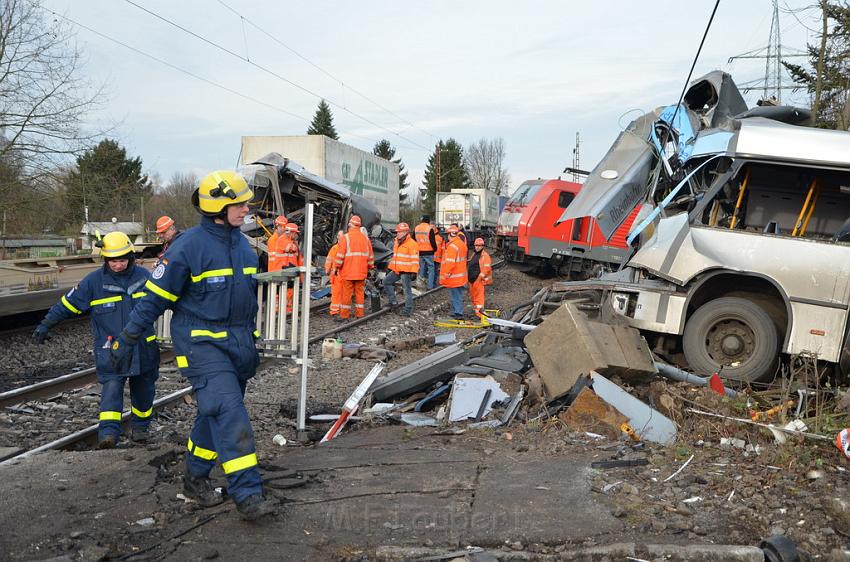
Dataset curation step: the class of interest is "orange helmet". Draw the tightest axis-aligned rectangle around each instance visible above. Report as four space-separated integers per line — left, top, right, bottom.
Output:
447 224 459 235
396 222 410 233
285 223 299 233
349 215 362 228
274 215 288 227
474 237 485 245
155 216 174 233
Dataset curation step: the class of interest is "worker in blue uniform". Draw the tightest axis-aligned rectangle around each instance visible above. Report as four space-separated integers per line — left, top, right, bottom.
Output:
110 170 276 520
32 232 159 449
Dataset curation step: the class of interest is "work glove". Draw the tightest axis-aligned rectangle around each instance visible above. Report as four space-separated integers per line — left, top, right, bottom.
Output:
32 323 51 345
109 331 138 373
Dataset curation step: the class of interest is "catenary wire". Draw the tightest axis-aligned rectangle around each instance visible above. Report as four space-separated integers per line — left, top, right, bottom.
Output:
214 0 439 142
122 0 431 152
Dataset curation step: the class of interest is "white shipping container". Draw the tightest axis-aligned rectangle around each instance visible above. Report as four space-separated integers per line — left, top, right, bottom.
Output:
435 188 500 228
436 192 479 229
240 135 400 224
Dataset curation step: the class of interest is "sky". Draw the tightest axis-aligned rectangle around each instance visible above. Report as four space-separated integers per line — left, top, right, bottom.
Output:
39 0 821 198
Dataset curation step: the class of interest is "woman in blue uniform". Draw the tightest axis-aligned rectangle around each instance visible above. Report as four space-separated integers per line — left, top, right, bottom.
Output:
33 232 159 448
110 170 275 520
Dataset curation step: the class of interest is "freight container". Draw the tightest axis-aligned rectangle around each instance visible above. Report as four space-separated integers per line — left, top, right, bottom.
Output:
435 188 500 229
240 135 400 225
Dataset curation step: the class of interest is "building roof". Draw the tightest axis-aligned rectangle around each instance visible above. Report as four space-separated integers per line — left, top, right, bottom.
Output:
0 239 68 248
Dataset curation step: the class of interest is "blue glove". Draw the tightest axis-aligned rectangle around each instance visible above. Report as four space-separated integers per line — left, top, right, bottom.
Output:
32 323 50 345
109 331 137 373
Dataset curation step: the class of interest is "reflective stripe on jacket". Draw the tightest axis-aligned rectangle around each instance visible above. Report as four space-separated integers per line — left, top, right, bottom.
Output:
433 234 445 263
268 233 291 272
414 222 436 254
389 237 420 274
325 244 339 275
333 227 374 281
439 236 468 288
45 263 159 376
473 250 493 286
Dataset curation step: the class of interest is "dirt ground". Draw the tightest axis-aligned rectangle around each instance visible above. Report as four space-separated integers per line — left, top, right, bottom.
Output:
4 267 850 560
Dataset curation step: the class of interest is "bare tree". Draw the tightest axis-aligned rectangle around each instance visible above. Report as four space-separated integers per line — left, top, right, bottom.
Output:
464 138 511 195
145 171 199 232
0 0 104 173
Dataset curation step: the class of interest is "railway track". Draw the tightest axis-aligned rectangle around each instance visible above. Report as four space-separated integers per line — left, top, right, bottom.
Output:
1 264 504 465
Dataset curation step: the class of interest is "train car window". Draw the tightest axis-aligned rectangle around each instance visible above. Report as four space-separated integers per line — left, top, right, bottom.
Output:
558 192 575 209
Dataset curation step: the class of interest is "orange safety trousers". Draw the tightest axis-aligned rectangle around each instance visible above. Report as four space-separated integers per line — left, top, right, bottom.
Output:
340 279 366 319
329 275 342 315
469 279 486 315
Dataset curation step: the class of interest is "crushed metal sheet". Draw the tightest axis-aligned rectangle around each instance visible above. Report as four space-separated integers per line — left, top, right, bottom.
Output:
590 372 677 445
448 376 509 422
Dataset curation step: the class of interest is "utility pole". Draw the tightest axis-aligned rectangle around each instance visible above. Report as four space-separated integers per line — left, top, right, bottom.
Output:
571 133 581 183
435 142 442 195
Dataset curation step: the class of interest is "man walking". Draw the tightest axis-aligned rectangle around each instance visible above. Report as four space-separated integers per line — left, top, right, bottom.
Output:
111 170 275 520
383 223 419 317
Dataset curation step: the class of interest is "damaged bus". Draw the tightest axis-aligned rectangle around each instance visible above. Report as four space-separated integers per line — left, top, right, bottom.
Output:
556 71 850 383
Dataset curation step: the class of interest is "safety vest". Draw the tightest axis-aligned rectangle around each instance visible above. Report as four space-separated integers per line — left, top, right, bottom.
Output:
434 233 445 263
471 250 493 286
325 244 339 276
268 233 290 272
415 222 436 253
280 240 303 268
389 236 420 274
45 263 159 377
333 226 374 281
439 236 468 288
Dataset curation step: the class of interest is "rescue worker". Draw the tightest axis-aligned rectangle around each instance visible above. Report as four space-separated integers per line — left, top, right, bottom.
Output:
156 215 181 265
332 215 374 321
110 170 276 520
414 215 438 289
433 229 445 278
32 232 159 449
280 222 304 313
267 215 289 272
439 224 468 319
468 238 493 316
325 230 344 316
383 222 419 316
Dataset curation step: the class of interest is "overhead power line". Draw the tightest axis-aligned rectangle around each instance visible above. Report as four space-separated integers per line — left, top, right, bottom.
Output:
122 0 430 151
32 3 386 147
215 0 438 142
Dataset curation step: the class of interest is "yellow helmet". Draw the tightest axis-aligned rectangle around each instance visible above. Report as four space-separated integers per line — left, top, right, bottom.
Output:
193 170 253 215
100 231 134 258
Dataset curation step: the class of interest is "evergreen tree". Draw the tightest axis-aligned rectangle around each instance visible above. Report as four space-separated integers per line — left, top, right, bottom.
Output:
306 99 339 139
783 2 850 129
62 139 153 224
420 139 468 216
373 139 409 207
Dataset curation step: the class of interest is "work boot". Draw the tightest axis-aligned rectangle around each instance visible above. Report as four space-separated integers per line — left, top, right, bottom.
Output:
183 472 225 507
334 316 347 323
236 493 277 521
98 435 117 450
130 426 150 444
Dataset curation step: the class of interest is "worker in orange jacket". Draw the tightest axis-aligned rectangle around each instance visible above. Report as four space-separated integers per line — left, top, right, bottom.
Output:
280 223 303 313
333 215 374 320
325 230 344 316
468 238 492 316
383 223 419 317
439 224 468 319
267 215 288 272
